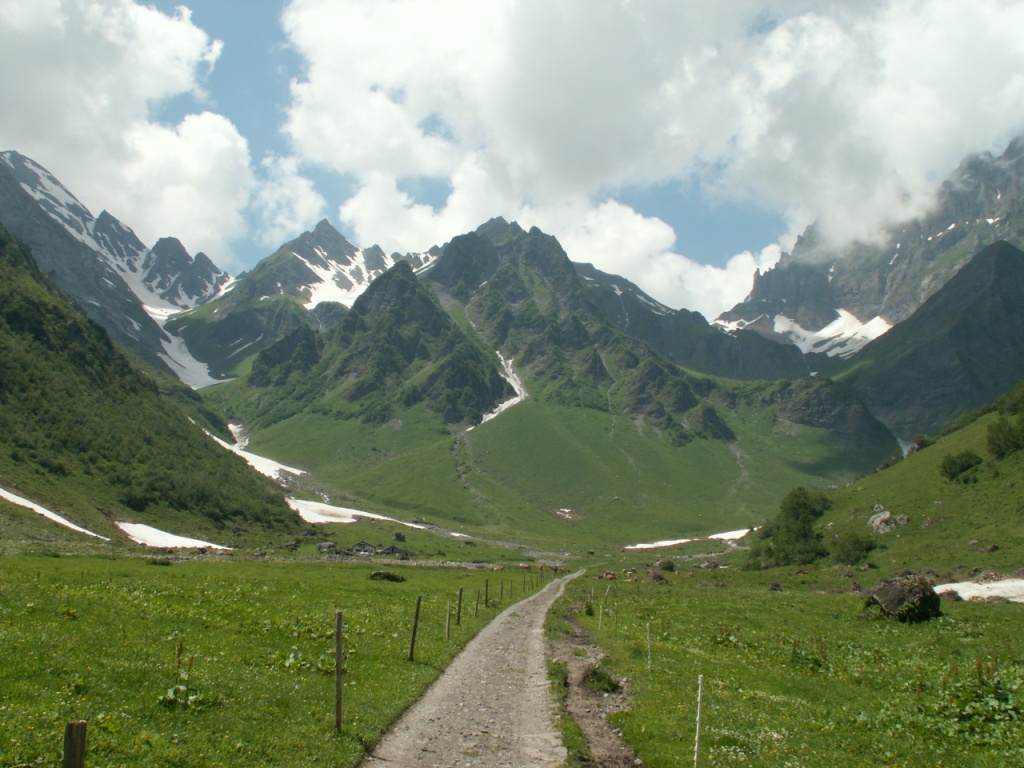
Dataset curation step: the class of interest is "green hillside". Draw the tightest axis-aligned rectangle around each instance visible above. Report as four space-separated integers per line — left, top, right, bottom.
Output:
0 225 300 548
739 375 1024 579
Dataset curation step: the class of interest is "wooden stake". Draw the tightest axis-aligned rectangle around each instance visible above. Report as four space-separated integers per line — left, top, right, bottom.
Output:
408 595 422 662
694 674 704 768
485 579 489 607
456 586 464 626
334 611 343 733
475 589 480 617
62 721 86 768
445 601 451 641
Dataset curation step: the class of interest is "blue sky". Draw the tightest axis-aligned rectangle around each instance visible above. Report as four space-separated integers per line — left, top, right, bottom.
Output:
3 1 1024 318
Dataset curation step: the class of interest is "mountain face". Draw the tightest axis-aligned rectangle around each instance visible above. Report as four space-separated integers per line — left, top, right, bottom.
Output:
245 261 513 427
201 216 896 546
0 151 229 382
573 262 809 380
720 135 1024 358
0 223 298 544
839 240 1024 443
167 219 439 379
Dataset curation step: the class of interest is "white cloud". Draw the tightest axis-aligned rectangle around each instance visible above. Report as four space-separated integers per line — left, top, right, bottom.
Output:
6 1 1024 316
251 155 326 249
0 0 250 264
280 0 1024 316
538 200 782 320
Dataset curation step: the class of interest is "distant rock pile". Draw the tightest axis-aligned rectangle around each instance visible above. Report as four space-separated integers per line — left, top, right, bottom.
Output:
867 504 908 534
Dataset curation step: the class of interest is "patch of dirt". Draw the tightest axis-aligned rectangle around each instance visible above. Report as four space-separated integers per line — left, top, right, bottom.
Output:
549 615 638 768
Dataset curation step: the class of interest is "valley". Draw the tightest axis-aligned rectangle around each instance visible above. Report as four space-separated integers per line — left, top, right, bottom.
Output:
5 138 1024 767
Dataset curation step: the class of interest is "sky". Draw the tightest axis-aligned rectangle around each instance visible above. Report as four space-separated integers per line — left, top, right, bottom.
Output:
3 1 1024 319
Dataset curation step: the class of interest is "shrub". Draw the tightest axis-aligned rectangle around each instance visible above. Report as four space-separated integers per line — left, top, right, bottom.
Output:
939 450 982 482
831 532 875 566
987 415 1024 460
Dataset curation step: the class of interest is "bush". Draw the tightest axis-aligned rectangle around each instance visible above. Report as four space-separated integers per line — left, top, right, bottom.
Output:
939 450 982 482
988 415 1024 460
831 532 875 565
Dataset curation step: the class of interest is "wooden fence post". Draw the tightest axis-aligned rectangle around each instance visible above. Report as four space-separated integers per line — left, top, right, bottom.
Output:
457 586 463 625
485 579 489 607
647 621 652 673
62 721 86 768
334 611 343 733
408 595 423 662
694 674 704 768
446 601 451 641
475 589 480 617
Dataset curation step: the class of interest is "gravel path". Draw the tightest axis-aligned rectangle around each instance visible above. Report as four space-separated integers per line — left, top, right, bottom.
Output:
360 571 580 768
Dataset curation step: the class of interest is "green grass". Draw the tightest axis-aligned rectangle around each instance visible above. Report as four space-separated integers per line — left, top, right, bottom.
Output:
553 566 1024 767
0 555 551 767
223 392 873 553
820 410 1024 578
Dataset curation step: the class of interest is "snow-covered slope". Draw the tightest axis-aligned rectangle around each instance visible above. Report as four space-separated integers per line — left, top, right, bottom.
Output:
1 152 232 313
0 150 230 385
271 219 439 310
716 310 891 359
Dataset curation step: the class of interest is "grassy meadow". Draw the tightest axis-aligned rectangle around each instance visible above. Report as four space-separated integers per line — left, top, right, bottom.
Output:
0 554 550 767
239 394 869 553
550 561 1024 768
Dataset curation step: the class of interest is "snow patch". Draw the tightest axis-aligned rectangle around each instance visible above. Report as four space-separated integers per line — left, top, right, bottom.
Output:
0 486 109 540
286 498 428 529
116 522 230 550
157 329 224 389
636 292 673 315
625 528 754 550
478 352 527 425
934 578 1024 603
774 310 891 358
208 426 307 481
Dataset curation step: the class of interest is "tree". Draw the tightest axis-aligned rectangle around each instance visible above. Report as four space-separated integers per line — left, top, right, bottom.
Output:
746 487 831 568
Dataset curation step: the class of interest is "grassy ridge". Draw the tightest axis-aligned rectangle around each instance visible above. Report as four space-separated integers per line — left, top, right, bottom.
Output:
0 555 549 767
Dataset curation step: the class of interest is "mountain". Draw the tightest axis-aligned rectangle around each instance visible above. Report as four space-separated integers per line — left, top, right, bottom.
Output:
574 261 809 380
0 151 230 383
837 240 1024 443
167 219 439 379
203 218 898 548
720 135 1024 358
0 223 300 546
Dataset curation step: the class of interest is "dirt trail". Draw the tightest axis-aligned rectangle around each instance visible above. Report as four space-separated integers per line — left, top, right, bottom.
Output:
359 571 581 768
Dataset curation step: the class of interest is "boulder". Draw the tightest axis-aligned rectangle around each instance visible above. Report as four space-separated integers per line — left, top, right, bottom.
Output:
866 575 941 622
647 569 668 584
317 541 338 555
